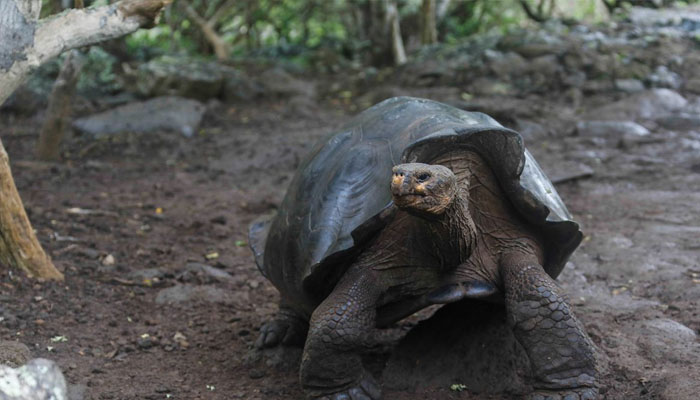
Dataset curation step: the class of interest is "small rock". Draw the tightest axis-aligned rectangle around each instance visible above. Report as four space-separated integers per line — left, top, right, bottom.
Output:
127 268 171 283
655 113 700 131
135 56 225 100
684 78 700 94
550 161 595 184
0 341 31 368
469 78 514 96
646 65 682 89
0 359 68 400
576 120 650 140
136 336 154 350
101 254 115 266
259 68 315 99
178 263 235 284
210 216 227 225
584 89 687 120
636 318 698 363
248 369 265 379
582 79 615 94
615 79 645 93
488 51 528 80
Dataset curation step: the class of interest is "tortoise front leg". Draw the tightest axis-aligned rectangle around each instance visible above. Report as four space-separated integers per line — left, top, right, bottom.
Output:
500 254 598 400
300 268 383 400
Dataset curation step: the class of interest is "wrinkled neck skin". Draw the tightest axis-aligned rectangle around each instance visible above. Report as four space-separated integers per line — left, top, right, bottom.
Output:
420 186 476 269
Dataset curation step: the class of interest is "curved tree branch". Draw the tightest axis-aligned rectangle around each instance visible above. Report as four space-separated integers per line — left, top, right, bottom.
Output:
0 0 172 106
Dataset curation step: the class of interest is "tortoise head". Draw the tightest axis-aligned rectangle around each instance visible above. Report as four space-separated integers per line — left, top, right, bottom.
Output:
391 163 458 216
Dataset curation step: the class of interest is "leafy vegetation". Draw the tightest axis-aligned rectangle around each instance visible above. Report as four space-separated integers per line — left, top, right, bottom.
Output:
41 0 700 69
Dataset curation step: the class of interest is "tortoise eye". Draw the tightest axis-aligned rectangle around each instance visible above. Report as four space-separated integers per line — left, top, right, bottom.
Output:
417 173 430 182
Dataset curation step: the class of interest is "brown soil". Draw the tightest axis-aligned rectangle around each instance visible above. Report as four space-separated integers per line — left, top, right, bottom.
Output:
1 88 699 400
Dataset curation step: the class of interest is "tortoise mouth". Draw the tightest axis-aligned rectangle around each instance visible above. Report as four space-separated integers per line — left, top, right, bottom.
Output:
392 193 426 208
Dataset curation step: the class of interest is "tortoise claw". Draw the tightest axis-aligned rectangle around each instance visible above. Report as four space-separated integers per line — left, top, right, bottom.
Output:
255 313 308 349
310 375 382 400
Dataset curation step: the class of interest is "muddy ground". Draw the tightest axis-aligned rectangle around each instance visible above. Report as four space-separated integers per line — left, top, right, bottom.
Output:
1 80 700 399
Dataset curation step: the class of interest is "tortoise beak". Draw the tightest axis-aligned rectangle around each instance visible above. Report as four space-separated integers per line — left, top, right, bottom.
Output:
391 170 425 197
392 172 410 196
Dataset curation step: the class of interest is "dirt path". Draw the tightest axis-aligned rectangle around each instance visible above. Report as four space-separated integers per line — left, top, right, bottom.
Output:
0 86 699 400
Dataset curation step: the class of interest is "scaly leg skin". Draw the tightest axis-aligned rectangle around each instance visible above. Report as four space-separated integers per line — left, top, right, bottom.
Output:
300 269 383 400
255 303 309 349
501 255 598 400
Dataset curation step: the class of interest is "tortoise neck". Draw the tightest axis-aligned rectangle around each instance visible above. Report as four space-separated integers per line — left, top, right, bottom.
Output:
425 187 476 267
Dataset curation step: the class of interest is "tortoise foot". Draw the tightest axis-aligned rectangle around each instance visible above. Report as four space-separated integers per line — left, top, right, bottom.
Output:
313 375 382 400
529 387 598 400
255 310 308 349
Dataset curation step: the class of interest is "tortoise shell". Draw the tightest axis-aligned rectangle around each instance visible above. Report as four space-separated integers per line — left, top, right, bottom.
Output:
249 97 582 310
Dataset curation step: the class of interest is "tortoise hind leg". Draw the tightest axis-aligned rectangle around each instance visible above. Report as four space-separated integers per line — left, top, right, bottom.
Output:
500 254 598 400
255 301 309 349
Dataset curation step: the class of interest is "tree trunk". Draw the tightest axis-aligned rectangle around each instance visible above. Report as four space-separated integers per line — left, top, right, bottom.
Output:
420 0 438 45
0 0 171 106
180 1 230 60
384 0 407 65
0 139 63 280
36 50 84 161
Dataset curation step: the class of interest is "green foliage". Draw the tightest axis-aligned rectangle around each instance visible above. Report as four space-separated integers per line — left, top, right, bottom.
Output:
77 47 122 95
443 1 524 42
126 25 201 60
117 0 618 66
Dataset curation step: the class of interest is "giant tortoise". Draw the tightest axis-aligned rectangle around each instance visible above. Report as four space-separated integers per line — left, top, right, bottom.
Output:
249 97 598 399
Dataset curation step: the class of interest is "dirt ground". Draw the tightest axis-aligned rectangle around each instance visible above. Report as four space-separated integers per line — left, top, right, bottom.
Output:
1 83 699 400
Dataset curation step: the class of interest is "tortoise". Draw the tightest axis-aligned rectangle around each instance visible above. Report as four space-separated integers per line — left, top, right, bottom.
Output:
249 97 598 400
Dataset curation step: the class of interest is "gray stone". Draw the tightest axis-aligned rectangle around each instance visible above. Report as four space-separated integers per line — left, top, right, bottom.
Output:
584 89 687 120
615 79 645 93
488 51 528 79
155 284 247 306
0 358 67 400
636 318 698 363
127 268 172 285
685 78 700 94
656 113 700 130
73 96 206 138
577 120 650 139
178 262 237 284
627 6 700 33
646 65 682 90
135 56 225 100
469 78 514 96
259 68 315 99
221 69 264 102
562 70 587 88
529 54 561 79
550 161 595 184
582 79 615 94
0 341 30 368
